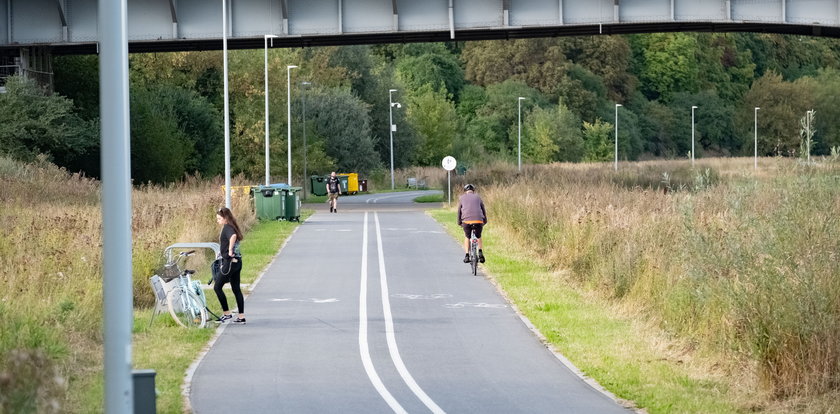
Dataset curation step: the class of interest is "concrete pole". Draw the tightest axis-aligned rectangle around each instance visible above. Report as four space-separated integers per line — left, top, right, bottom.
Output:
807 110 813 163
518 97 526 172
389 89 397 190
614 103 622 171
287 65 297 186
223 0 231 208
264 35 277 186
754 107 760 169
302 81 311 199
691 105 697 167
98 0 133 411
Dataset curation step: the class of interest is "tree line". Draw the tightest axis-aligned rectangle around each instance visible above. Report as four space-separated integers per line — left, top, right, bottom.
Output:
2 32 840 183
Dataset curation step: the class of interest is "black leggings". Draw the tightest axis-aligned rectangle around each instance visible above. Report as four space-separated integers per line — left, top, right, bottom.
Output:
214 259 244 314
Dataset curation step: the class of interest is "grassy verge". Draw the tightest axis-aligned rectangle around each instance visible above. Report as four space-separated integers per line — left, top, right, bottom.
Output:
302 195 327 204
83 215 310 413
413 193 444 203
429 209 741 414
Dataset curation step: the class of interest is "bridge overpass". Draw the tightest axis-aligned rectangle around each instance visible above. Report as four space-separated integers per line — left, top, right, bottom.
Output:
3 0 840 89
3 0 840 55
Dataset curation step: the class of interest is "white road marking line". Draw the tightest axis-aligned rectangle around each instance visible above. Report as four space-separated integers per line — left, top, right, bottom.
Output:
270 298 340 303
359 212 407 414
392 294 453 300
443 302 508 309
374 212 447 414
368 193 406 204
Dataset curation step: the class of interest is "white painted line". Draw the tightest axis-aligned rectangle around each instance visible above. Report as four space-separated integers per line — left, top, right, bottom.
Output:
443 302 508 309
368 193 407 204
374 212 447 414
270 298 340 303
359 212 407 414
392 294 453 300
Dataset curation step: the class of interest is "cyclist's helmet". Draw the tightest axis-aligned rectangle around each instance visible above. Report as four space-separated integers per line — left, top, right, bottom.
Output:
463 184 475 191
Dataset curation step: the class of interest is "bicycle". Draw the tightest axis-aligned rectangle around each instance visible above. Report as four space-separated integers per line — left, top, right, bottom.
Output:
165 250 209 328
468 229 479 276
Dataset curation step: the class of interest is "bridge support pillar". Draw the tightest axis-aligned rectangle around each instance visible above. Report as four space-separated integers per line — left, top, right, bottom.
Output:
19 47 53 92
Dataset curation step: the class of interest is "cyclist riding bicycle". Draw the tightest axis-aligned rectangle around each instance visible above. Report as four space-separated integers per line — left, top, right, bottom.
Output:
457 183 487 264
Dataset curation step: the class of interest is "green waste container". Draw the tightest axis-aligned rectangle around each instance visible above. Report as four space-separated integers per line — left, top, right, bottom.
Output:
337 175 349 195
251 186 285 221
283 187 302 221
310 175 327 196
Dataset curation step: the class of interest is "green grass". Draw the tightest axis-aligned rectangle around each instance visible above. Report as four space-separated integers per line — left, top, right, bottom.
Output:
123 214 310 413
413 193 444 203
302 194 327 204
428 209 741 414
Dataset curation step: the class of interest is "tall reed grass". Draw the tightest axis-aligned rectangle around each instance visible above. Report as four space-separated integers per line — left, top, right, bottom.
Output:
455 157 840 398
0 156 255 412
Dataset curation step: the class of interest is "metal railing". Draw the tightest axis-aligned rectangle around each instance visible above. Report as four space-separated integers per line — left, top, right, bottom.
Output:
0 64 20 85
0 65 55 93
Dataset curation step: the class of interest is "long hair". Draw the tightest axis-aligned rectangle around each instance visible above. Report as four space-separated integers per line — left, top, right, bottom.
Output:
217 207 244 241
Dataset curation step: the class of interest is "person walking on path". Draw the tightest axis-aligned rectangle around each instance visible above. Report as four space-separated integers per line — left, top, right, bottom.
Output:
327 172 342 213
214 207 246 324
457 184 487 264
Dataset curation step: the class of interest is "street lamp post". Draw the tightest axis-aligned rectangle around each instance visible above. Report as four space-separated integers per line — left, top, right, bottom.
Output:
264 34 278 186
691 105 698 167
614 103 622 171
286 65 298 186
754 107 760 170
518 97 526 172
389 89 401 190
99 0 133 410
222 0 231 208
301 81 311 199
806 109 814 163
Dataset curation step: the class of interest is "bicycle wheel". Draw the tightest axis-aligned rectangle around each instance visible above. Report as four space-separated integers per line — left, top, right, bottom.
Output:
470 243 478 276
167 287 208 328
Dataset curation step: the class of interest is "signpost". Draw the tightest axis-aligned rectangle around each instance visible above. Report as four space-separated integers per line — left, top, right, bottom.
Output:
442 156 456 205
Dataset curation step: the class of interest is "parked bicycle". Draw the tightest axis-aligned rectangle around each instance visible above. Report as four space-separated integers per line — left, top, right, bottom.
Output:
165 250 209 328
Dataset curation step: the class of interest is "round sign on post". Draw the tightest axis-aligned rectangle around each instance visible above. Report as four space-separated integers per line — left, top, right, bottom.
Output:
442 156 456 205
442 156 457 171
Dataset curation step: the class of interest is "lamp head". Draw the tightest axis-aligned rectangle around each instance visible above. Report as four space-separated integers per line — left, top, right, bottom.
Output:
616 103 622 107
302 81 311 86
288 65 298 70
392 102 402 108
389 89 398 93
265 34 279 39
692 105 698 109
518 97 526 101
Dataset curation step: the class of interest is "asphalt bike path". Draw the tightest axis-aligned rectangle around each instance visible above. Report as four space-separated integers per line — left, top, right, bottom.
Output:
190 198 629 413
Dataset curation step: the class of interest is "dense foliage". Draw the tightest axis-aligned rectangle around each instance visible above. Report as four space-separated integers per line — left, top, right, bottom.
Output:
3 32 840 182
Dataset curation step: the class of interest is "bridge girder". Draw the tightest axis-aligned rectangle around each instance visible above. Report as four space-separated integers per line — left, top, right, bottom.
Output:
1 0 840 54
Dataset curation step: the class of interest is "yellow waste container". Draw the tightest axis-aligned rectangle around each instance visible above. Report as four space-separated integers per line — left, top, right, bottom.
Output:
220 185 254 197
338 173 359 194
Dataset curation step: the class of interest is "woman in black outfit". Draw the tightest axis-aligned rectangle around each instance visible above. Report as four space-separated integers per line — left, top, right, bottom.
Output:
214 207 246 324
